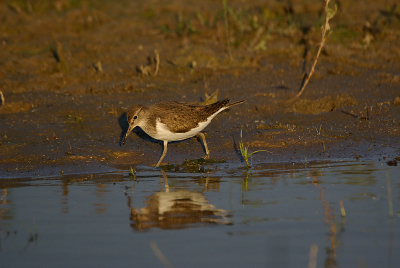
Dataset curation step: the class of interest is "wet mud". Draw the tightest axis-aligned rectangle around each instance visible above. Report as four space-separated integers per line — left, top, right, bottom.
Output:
0 0 399 178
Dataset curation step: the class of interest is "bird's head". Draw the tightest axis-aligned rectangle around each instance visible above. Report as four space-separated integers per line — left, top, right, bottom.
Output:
123 105 145 145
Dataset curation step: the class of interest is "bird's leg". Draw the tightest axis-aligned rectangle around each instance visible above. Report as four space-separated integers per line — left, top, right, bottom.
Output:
156 141 168 167
196 132 210 159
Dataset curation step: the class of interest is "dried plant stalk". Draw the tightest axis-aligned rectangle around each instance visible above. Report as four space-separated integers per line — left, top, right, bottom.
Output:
0 91 4 106
294 0 337 99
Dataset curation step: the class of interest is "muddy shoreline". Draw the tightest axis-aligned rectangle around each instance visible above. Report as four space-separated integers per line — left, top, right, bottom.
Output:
1 0 399 179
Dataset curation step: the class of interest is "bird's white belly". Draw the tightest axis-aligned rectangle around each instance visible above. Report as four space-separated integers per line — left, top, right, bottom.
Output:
154 119 211 141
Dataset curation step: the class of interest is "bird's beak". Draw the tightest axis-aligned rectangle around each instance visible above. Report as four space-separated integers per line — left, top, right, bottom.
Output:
123 124 135 145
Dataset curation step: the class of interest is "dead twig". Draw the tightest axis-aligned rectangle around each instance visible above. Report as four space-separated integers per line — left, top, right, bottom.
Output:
339 200 346 217
154 50 160 76
248 27 265 51
341 106 372 120
137 50 160 76
308 244 319 268
341 110 359 118
149 240 174 268
93 60 103 73
137 65 152 76
292 0 337 100
51 42 69 73
0 91 4 106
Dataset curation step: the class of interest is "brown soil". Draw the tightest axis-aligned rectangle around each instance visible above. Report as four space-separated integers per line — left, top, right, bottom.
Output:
1 0 399 178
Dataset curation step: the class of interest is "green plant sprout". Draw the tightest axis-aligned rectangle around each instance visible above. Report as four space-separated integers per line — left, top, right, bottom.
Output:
315 124 322 135
129 166 137 181
241 171 250 191
239 128 267 169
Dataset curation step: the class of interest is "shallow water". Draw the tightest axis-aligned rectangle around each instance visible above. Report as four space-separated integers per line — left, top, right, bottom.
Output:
0 160 399 268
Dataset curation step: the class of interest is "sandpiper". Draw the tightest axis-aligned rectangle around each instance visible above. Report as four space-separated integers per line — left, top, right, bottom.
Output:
123 98 245 167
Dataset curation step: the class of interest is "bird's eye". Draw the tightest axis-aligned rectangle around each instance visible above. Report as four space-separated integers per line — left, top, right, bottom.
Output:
133 115 138 119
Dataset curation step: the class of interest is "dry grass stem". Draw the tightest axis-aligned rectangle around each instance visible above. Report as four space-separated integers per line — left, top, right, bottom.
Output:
308 244 319 268
0 91 4 106
223 0 233 60
154 50 160 76
56 42 69 72
339 200 346 217
149 240 174 268
248 27 265 51
293 0 337 100
94 60 103 72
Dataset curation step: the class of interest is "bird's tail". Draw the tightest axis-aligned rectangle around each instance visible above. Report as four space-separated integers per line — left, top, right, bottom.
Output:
226 99 246 108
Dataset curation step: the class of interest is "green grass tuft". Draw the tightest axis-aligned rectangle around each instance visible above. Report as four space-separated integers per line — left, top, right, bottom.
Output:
239 128 267 169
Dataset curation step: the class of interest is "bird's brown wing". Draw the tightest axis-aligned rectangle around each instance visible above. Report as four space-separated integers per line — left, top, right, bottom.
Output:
149 99 231 133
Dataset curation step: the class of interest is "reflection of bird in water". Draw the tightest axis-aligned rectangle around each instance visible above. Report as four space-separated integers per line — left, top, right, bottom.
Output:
127 172 231 231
